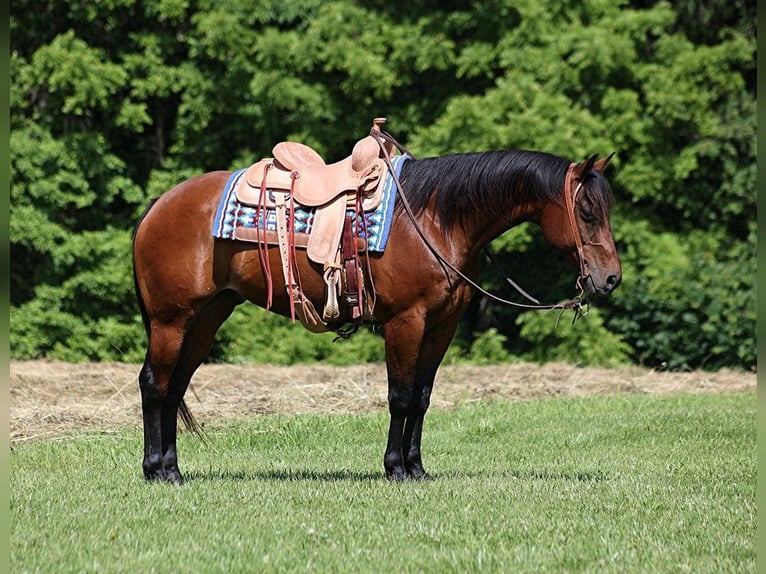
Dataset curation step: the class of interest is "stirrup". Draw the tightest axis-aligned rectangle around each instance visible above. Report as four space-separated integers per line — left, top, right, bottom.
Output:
322 265 341 321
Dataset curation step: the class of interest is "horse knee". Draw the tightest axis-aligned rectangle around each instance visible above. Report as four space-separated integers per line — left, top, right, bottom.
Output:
138 362 169 404
388 385 432 415
388 387 412 415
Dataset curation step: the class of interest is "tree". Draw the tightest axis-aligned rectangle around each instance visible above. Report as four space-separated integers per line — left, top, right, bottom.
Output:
10 0 756 370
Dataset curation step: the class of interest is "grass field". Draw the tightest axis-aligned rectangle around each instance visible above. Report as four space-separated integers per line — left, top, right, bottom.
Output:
10 391 755 573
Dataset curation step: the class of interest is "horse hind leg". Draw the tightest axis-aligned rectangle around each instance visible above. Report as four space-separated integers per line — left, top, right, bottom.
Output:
139 319 189 483
160 291 243 483
140 291 242 483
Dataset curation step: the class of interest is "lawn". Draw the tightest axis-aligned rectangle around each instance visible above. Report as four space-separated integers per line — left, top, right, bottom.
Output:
10 392 755 573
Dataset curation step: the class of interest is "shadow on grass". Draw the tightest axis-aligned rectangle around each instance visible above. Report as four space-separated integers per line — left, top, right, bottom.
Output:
184 468 385 483
437 469 611 482
183 467 609 483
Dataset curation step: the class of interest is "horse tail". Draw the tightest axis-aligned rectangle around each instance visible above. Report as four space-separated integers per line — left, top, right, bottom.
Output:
179 399 206 440
131 199 205 440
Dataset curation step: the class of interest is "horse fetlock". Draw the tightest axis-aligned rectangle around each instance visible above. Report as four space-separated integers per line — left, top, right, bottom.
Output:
405 459 431 481
142 454 166 481
384 451 405 479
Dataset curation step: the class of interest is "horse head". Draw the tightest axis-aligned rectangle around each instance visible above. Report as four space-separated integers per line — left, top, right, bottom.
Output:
540 153 622 296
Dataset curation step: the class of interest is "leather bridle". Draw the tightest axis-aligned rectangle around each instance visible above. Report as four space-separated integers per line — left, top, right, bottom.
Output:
563 162 591 294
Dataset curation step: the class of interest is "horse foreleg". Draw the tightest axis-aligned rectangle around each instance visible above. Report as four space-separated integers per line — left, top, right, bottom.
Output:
400 321 459 480
382 312 426 481
399 370 435 480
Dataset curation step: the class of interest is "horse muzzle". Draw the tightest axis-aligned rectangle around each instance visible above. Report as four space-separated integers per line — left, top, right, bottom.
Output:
581 270 621 296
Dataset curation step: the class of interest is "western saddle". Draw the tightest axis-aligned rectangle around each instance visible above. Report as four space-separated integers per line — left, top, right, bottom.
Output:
233 118 396 334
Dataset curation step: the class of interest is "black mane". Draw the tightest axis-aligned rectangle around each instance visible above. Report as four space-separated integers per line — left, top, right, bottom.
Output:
396 150 613 233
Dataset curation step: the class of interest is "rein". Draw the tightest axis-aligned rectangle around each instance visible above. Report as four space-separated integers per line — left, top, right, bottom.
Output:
370 128 590 318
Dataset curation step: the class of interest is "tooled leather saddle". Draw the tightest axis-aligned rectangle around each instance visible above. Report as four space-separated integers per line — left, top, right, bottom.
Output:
232 118 396 333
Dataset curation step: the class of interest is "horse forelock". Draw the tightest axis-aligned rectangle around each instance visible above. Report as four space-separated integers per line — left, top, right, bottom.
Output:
579 169 615 222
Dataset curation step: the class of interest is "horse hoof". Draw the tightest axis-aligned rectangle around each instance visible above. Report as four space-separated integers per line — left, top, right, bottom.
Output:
143 468 184 485
385 470 408 482
404 463 432 481
144 470 166 482
407 470 433 481
165 469 184 485
386 469 433 482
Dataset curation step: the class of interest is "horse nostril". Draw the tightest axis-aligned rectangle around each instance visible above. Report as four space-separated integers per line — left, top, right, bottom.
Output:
606 274 621 290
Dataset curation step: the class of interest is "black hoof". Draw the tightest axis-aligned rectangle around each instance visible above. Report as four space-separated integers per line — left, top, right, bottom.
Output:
386 469 433 482
386 469 408 482
164 469 184 485
143 467 184 485
406 463 432 481
410 471 433 481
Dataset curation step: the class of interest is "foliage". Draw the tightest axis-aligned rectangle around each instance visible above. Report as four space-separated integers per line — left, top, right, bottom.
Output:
10 0 755 370
606 219 756 370
517 307 633 368
213 306 386 365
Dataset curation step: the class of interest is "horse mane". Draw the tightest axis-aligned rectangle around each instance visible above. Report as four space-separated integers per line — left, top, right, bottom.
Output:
396 150 613 233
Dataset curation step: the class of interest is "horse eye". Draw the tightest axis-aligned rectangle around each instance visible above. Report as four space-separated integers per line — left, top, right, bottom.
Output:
579 208 595 223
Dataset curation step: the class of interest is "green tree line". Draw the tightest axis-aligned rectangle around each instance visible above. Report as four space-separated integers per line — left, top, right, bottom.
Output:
10 0 756 370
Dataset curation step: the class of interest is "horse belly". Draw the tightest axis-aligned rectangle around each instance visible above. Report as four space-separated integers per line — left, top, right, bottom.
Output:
225 240 331 319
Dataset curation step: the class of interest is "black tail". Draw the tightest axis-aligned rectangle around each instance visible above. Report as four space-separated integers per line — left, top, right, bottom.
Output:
132 199 204 439
179 400 206 440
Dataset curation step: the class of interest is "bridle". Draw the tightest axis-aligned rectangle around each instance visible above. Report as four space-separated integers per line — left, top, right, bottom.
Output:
563 162 592 295
369 128 592 318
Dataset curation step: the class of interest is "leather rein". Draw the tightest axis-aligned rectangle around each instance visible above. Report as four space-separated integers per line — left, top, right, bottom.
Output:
370 129 591 317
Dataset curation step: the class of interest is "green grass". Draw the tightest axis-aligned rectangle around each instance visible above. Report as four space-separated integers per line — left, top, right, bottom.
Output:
11 393 755 573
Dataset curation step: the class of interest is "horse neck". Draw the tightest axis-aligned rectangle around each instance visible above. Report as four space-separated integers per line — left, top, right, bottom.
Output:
464 195 544 251
401 151 567 261
447 157 561 251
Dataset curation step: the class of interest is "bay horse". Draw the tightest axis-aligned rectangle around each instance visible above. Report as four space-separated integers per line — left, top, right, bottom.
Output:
132 135 621 483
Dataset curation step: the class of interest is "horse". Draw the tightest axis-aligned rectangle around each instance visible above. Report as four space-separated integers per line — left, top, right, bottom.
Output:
132 133 622 484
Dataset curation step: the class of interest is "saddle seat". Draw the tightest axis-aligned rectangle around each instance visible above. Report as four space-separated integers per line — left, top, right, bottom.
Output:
271 135 384 207
239 118 390 210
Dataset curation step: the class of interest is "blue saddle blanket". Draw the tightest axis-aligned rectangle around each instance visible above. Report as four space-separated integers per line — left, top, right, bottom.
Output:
212 155 410 252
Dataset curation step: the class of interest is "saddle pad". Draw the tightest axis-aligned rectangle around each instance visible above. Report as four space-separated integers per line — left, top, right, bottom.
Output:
212 154 410 252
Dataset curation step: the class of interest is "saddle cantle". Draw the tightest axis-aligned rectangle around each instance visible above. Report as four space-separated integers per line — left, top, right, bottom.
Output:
231 118 398 332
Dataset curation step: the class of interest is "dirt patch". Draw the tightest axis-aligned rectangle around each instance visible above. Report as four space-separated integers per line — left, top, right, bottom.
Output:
10 360 755 443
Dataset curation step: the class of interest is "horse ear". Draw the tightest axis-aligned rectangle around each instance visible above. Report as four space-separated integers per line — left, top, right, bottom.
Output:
574 154 598 181
592 152 615 172
574 152 615 180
